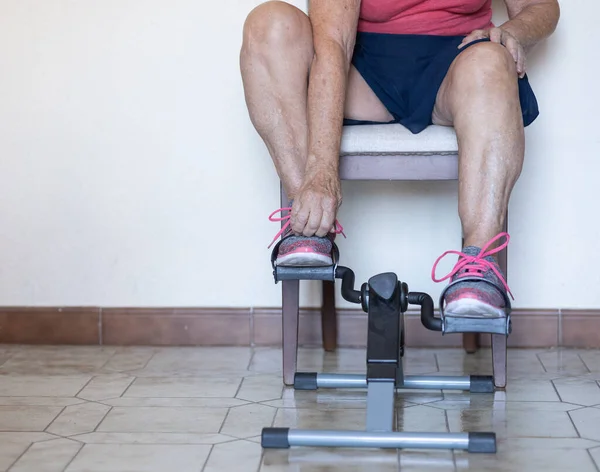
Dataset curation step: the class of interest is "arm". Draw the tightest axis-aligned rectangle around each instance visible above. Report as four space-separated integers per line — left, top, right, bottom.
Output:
461 0 559 77
306 0 360 178
501 0 560 50
290 0 361 237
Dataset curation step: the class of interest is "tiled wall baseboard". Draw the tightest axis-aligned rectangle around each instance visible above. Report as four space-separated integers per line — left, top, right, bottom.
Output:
0 307 598 348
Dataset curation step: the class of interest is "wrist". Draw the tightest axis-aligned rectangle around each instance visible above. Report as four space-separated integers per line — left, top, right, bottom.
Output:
305 154 339 176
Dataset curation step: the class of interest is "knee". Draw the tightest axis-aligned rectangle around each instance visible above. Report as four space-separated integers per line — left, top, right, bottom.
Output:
452 42 517 90
242 1 312 57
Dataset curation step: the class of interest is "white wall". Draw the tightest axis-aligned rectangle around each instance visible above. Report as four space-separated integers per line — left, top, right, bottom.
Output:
0 0 597 309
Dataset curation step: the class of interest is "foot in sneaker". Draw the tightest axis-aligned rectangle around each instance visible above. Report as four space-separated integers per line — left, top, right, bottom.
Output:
267 207 345 267
431 233 513 318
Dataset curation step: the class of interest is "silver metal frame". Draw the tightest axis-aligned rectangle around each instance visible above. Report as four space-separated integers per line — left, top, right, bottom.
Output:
262 373 496 452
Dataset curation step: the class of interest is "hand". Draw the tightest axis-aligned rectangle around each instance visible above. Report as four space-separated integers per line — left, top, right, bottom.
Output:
459 27 526 78
291 171 342 237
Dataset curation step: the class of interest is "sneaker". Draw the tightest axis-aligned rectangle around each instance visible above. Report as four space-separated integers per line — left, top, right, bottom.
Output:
431 232 513 318
268 207 345 267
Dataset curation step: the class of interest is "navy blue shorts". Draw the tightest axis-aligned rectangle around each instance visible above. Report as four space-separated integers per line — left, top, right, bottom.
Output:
344 33 539 134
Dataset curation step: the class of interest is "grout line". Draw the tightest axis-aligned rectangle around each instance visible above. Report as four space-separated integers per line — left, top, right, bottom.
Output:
200 444 215 472
7 442 34 471
536 353 549 373
43 405 69 434
61 442 84 472
566 410 583 438
588 448 600 472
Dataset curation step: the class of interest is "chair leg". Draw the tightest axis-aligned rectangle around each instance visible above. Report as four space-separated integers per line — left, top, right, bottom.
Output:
279 183 300 386
463 333 479 354
321 281 337 352
491 334 507 388
491 216 509 388
282 280 300 386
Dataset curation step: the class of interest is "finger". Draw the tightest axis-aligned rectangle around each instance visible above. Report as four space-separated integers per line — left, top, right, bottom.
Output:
291 199 308 235
459 30 486 48
489 28 503 44
504 38 520 69
303 205 322 237
316 203 336 237
517 49 526 78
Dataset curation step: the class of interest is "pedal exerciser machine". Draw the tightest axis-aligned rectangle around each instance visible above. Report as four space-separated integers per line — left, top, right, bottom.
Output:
261 240 507 453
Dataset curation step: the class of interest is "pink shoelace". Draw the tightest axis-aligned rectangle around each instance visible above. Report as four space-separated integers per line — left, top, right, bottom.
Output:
431 232 514 300
267 207 346 249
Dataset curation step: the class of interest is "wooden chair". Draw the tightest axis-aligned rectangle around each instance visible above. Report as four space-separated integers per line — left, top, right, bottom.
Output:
279 123 508 388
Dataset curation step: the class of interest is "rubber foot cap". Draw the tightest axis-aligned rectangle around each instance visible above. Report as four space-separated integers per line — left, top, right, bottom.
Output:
294 372 318 390
468 432 497 453
261 428 290 449
470 375 495 393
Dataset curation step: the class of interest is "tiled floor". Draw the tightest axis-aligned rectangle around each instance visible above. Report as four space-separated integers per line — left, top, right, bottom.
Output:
0 346 599 471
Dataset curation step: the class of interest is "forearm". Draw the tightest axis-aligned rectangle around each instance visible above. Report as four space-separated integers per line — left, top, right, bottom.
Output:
501 1 560 49
305 41 350 176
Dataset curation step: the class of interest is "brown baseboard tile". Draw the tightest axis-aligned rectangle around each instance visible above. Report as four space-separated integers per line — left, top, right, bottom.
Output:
562 310 600 348
0 306 598 348
253 308 562 348
102 308 251 346
0 307 100 344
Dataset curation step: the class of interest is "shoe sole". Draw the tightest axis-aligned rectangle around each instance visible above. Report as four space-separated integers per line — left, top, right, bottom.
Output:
276 252 333 267
445 298 505 319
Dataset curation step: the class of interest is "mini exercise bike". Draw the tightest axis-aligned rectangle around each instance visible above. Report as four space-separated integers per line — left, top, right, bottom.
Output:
261 240 508 453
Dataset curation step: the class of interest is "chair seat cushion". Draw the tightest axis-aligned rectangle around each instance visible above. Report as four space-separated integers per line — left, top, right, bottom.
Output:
340 124 458 155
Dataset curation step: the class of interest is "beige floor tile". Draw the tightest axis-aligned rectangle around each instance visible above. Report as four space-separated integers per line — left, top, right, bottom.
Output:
72 432 235 444
0 375 91 397
103 348 157 372
553 376 600 406
264 388 373 410
397 405 449 433
569 407 600 440
1 346 600 472
447 407 578 439
588 446 600 470
236 374 284 402
403 349 439 375
249 348 281 373
399 450 455 472
273 407 366 431
10 438 82 472
97 406 228 433
221 404 277 439
77 374 135 401
132 347 252 376
455 446 597 471
102 396 248 408
204 440 263 472
123 376 241 398
0 347 115 375
0 440 34 471
261 449 399 472
47 402 111 436
577 350 600 374
537 350 590 374
0 397 84 407
430 399 579 412
501 437 600 450
397 389 444 405
492 379 559 402
0 405 63 431
64 444 212 472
